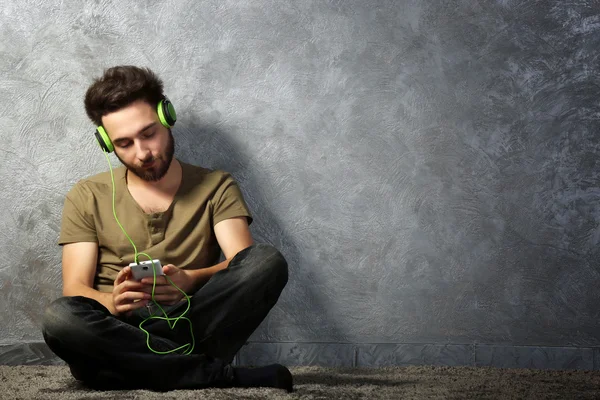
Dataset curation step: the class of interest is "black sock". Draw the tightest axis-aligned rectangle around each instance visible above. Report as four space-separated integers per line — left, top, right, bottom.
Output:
233 364 293 392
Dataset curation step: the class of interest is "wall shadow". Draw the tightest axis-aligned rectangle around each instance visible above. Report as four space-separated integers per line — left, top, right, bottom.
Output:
175 118 348 349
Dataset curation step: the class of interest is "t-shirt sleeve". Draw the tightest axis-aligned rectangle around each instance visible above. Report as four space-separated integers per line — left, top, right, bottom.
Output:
211 172 253 227
58 183 98 245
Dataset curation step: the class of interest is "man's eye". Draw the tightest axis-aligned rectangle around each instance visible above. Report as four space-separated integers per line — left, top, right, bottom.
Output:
118 142 132 148
143 131 155 138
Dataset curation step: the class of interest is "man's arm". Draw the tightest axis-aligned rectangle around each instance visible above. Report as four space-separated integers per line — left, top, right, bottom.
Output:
62 242 115 313
188 216 254 286
62 242 152 315
140 216 254 303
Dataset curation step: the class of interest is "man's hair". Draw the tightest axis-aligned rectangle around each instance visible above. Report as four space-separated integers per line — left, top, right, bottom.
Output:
84 65 165 126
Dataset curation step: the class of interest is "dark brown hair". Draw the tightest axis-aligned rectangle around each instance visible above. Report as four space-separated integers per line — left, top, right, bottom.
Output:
84 65 165 126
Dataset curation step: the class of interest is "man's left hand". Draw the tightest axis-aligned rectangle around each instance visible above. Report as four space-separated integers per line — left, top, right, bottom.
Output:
140 264 193 305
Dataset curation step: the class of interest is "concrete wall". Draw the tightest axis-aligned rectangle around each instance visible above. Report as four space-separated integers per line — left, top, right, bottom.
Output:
1 0 599 369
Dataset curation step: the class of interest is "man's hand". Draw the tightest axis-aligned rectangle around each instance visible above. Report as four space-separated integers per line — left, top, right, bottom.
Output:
112 266 152 315
139 264 193 305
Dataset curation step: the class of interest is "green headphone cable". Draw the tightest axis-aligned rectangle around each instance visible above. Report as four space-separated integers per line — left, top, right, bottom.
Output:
104 151 195 355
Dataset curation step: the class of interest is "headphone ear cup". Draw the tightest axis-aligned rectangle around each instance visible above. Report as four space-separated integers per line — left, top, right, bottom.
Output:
95 126 114 153
158 98 177 128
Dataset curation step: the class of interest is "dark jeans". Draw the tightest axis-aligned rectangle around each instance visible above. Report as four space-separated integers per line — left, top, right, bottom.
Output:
41 243 288 391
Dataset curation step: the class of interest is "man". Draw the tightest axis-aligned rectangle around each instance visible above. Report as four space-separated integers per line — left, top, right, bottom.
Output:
41 65 293 392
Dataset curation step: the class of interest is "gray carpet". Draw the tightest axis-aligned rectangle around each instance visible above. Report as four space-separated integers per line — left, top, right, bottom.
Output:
1 365 599 399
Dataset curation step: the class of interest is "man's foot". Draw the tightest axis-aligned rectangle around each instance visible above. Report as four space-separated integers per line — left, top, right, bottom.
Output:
233 364 293 392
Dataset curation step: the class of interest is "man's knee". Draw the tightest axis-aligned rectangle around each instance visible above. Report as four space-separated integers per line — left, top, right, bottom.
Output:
42 296 88 340
248 243 288 287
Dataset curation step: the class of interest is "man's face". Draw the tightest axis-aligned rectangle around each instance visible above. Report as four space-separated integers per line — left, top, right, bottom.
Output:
101 99 174 182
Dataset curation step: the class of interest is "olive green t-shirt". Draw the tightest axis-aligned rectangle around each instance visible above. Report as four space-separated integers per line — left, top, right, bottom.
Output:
58 161 253 293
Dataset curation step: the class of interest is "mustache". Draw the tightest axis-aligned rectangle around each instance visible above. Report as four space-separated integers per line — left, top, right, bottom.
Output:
141 157 156 164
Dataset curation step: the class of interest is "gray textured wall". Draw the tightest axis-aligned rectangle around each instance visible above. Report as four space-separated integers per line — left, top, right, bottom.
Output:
1 0 600 369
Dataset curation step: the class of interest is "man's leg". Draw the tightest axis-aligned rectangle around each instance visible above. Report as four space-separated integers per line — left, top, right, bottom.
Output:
42 243 293 391
121 243 294 392
174 243 289 363
42 295 235 390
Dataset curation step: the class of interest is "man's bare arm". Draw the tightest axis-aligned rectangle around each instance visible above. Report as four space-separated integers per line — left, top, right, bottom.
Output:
62 242 115 313
62 242 152 315
187 216 254 286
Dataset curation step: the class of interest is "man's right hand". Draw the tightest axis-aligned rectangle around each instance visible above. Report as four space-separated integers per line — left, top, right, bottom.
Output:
112 266 152 316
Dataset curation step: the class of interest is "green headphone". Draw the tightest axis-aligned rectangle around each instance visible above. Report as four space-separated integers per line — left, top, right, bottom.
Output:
94 97 177 153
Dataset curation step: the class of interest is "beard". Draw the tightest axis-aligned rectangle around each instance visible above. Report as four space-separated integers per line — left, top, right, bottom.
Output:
117 130 175 182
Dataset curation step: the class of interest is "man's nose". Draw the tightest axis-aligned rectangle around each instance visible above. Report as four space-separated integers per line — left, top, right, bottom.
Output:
135 141 151 161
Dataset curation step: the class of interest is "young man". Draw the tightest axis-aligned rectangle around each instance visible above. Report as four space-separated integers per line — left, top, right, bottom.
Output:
41 66 293 392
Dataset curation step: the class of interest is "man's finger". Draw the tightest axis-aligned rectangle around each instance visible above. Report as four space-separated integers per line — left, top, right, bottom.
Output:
114 266 131 287
115 291 151 305
114 280 144 296
140 276 168 285
116 299 149 314
162 264 178 275
121 280 145 291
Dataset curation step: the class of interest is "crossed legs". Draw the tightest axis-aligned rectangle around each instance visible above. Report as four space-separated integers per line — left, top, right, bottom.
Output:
42 244 289 391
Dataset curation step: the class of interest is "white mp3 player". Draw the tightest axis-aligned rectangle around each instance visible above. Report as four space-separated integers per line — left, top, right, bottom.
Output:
129 259 164 281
